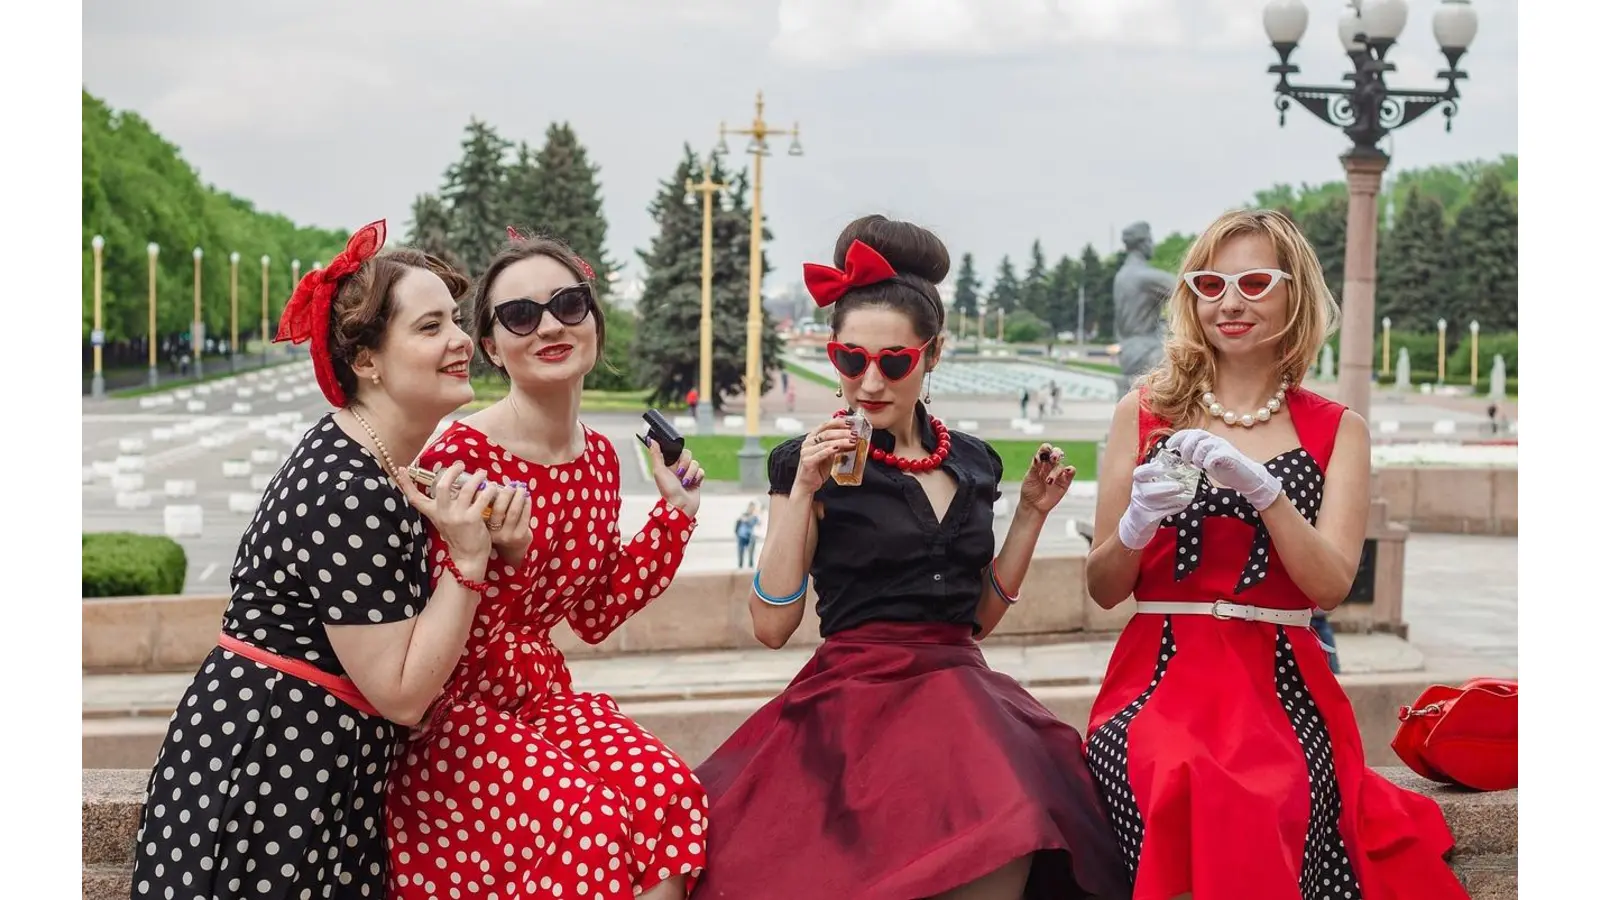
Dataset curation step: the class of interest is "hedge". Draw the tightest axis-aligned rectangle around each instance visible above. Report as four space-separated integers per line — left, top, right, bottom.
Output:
83 532 188 598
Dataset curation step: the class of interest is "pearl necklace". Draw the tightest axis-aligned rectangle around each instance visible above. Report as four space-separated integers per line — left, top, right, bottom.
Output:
1200 379 1288 428
347 407 400 478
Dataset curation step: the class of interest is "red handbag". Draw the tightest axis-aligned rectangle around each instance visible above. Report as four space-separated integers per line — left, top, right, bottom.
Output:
1391 677 1517 792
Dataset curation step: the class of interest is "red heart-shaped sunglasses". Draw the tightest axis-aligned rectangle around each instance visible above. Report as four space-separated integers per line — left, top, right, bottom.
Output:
826 337 935 382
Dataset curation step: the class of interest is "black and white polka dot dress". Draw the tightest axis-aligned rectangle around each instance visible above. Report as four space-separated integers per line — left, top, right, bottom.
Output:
131 413 429 900
1082 389 1471 899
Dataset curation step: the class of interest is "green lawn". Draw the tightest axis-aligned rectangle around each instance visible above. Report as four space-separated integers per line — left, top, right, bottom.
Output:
782 359 835 388
684 435 1099 483
465 378 655 413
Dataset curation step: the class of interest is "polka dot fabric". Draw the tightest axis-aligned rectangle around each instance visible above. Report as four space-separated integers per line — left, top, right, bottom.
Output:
1082 387 1470 899
386 422 707 899
132 413 429 899
1273 629 1360 898
1084 617 1177 879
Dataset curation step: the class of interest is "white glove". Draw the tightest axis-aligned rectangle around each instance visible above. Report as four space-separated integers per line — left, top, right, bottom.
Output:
1117 462 1197 550
1168 429 1283 512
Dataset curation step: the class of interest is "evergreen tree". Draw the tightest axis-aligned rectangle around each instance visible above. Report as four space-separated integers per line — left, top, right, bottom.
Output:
633 148 702 405
1377 184 1452 331
1046 254 1082 336
633 147 782 409
1080 245 1109 340
502 141 542 240
1021 239 1051 321
1448 170 1518 332
440 118 511 273
406 193 457 268
1299 196 1347 303
988 256 1021 314
525 123 614 295
952 253 981 319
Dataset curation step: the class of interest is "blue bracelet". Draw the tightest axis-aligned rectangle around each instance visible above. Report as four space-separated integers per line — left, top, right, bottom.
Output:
753 571 809 606
988 565 1020 605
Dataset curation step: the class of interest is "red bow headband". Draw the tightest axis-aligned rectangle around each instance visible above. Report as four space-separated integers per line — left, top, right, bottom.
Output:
506 225 597 282
274 218 386 407
803 240 898 308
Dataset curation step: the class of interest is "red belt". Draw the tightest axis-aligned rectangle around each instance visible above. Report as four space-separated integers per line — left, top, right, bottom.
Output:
217 633 382 718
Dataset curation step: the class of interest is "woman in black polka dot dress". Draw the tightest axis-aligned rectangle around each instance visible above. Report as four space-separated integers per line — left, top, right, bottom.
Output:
1082 210 1468 899
131 221 517 899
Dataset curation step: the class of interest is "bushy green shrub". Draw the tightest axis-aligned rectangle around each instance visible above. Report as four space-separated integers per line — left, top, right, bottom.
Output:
83 532 188 598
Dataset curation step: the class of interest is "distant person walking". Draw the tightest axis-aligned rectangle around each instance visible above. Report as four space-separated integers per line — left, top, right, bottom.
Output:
735 502 762 568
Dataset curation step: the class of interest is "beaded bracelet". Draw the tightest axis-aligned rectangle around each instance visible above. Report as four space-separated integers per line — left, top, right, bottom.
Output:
442 553 492 595
753 571 809 606
988 563 1020 606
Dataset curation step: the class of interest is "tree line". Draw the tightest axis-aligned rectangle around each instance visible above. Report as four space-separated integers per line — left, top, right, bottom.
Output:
83 88 1515 399
953 154 1517 344
81 91 351 370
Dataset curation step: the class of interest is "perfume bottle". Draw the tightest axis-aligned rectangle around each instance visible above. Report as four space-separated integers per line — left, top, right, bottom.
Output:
830 412 872 487
1152 446 1202 507
405 466 514 520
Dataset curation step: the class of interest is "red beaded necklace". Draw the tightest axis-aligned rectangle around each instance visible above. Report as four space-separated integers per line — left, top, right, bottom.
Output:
835 408 952 473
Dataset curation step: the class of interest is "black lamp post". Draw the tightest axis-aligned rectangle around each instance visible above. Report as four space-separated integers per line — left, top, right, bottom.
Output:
1262 0 1479 418
1260 0 1480 634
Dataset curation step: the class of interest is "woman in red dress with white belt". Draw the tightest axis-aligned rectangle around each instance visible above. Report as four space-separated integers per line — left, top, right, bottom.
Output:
1084 209 1468 900
386 231 710 900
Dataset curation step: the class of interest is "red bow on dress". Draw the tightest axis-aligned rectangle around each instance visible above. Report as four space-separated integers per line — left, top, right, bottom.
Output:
505 225 597 281
803 240 897 308
274 218 387 407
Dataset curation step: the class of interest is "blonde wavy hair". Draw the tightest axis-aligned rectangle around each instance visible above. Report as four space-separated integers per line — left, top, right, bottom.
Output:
1141 208 1340 426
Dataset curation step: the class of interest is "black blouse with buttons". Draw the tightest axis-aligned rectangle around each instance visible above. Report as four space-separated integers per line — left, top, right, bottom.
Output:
767 404 1005 637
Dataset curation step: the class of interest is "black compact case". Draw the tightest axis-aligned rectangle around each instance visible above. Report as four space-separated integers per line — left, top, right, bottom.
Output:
636 409 685 466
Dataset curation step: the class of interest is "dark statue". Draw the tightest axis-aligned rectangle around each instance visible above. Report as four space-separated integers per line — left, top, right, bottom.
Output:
1111 222 1177 394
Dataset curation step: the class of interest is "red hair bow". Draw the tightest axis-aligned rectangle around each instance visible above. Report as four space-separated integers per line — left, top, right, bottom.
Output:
505 224 597 281
803 240 897 308
274 218 387 407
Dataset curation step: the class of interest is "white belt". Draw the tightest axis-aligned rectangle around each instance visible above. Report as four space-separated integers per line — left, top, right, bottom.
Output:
1136 600 1313 627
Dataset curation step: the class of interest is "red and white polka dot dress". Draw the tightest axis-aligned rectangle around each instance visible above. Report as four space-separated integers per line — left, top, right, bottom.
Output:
386 422 708 899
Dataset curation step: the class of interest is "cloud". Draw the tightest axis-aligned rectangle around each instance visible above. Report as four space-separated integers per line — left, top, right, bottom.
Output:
770 0 1273 67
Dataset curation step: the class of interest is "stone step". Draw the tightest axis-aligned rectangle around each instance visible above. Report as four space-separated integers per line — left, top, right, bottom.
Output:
83 863 134 900
85 672 1473 777
80 767 1515 894
1452 853 1518 900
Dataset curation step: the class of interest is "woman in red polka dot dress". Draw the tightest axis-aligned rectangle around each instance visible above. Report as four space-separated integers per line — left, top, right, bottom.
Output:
386 231 710 900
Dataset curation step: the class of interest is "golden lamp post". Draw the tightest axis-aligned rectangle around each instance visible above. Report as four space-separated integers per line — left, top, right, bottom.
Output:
1381 316 1392 377
229 251 241 369
718 91 804 487
291 258 301 288
192 246 205 379
1436 318 1447 385
1469 319 1480 389
146 242 160 387
685 156 727 435
90 235 106 398
260 255 271 366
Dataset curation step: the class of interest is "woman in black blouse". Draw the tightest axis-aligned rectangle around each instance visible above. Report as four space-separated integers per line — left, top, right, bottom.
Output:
692 216 1129 900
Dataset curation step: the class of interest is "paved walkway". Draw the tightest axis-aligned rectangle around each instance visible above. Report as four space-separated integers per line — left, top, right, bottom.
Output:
83 532 1515 716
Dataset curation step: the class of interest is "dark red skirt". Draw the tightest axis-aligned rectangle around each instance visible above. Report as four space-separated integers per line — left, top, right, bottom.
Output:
691 622 1131 900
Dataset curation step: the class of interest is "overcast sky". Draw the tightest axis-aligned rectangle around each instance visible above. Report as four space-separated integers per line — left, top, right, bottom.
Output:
82 0 1518 289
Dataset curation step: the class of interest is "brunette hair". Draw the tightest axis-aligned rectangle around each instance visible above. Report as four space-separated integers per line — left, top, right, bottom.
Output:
827 215 949 343
469 232 606 377
327 248 469 405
